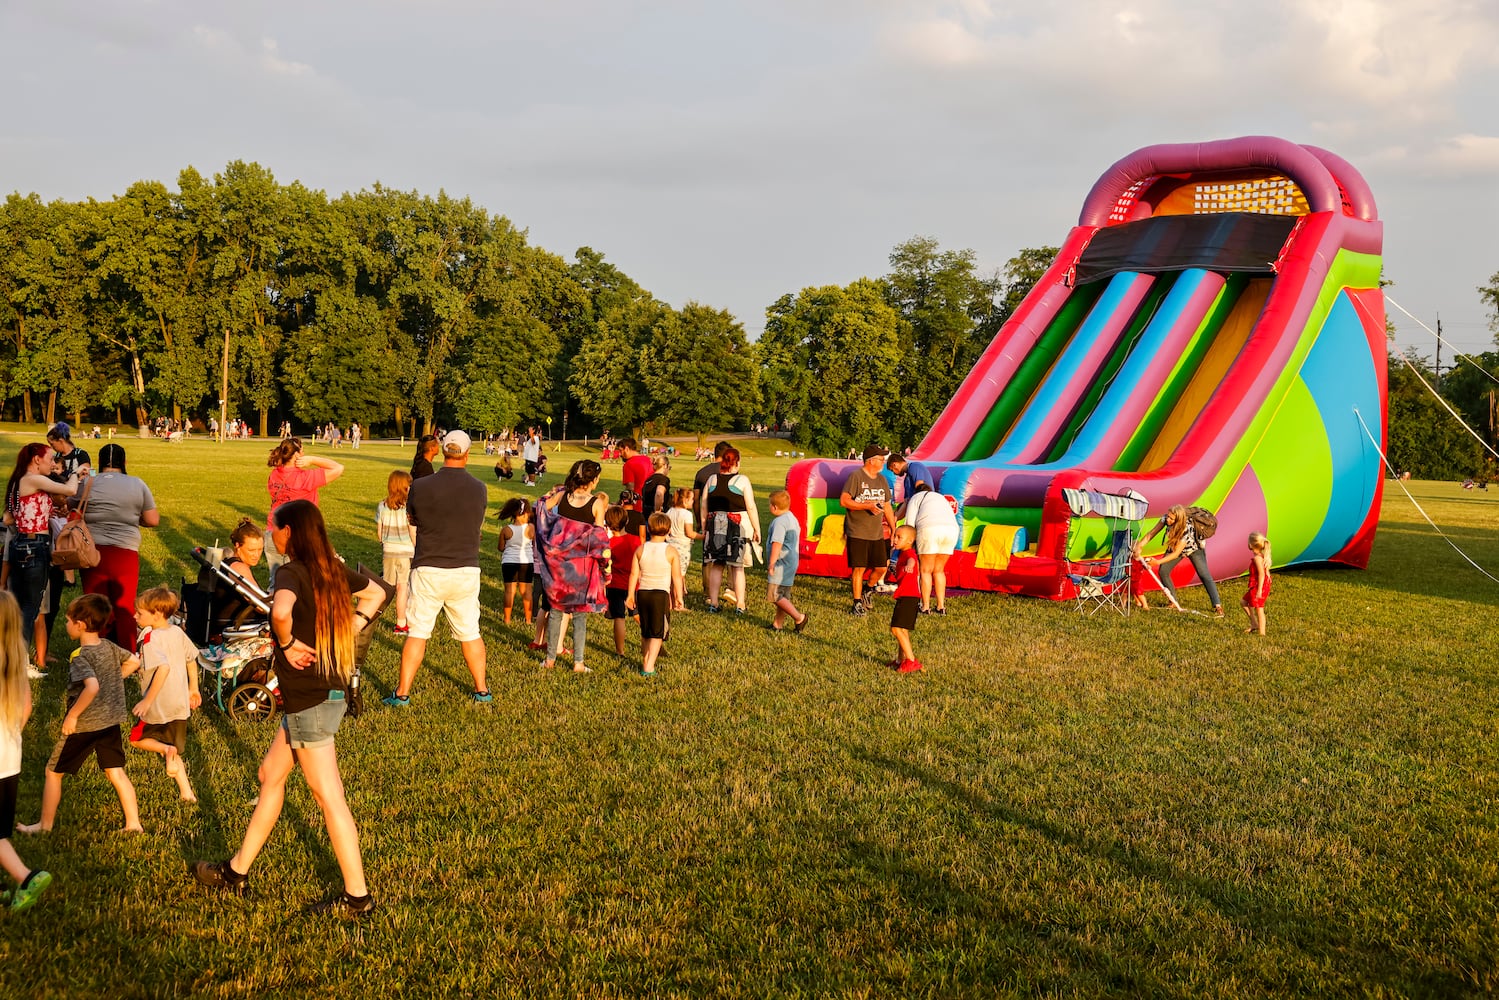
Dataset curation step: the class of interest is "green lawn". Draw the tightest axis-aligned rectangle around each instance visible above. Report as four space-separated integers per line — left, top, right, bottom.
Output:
1 436 1496 998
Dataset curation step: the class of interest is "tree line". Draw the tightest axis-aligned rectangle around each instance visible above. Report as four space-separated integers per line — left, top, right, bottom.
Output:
5 161 1494 473
0 162 1058 449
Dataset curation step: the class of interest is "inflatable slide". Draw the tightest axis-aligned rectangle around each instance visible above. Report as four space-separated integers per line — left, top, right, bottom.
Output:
787 136 1387 598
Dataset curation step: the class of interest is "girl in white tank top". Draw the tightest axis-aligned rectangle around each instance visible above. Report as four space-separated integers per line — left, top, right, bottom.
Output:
498 498 535 625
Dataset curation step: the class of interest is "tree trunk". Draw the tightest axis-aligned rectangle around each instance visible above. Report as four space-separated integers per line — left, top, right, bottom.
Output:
129 346 149 427
259 408 268 438
22 389 33 424
44 389 56 426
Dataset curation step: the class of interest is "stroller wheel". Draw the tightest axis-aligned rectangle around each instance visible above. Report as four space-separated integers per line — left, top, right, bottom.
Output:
228 682 277 722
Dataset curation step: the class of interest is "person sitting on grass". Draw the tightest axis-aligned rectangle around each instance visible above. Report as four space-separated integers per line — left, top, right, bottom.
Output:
128 586 201 803
19 594 142 834
887 527 924 674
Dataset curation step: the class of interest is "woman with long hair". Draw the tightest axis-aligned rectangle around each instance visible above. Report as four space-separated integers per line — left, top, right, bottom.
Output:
534 459 609 672
5 444 81 674
79 444 159 653
1133 504 1223 614
410 435 440 480
264 436 343 585
375 470 415 634
192 499 386 917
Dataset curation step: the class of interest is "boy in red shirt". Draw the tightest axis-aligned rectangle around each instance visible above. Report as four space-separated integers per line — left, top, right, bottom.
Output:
888 526 924 673
604 506 643 655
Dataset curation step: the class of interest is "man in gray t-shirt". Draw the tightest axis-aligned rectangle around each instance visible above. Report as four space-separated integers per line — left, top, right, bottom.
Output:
840 445 898 613
387 430 491 707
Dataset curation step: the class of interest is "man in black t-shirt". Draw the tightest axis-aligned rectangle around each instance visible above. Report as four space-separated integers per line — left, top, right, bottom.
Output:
385 430 491 707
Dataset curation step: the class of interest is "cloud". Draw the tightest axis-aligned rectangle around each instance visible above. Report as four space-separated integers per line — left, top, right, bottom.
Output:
191 24 315 80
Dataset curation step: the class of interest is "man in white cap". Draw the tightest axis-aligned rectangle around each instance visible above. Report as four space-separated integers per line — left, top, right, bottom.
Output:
384 429 491 706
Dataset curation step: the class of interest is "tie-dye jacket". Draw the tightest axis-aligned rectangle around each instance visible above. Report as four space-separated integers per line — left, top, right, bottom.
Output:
533 492 609 613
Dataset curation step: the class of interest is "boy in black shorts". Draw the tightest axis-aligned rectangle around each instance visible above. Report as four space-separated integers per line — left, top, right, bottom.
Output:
19 594 143 833
887 527 924 673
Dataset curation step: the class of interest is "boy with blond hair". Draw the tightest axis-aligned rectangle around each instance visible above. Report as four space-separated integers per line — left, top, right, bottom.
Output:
764 490 808 633
887 526 924 673
130 586 201 802
19 594 142 833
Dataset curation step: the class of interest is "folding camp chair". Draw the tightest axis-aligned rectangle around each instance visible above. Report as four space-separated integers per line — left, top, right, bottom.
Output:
1068 526 1135 616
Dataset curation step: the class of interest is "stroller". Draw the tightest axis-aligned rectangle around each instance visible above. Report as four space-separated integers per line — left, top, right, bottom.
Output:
186 547 394 722
186 547 278 721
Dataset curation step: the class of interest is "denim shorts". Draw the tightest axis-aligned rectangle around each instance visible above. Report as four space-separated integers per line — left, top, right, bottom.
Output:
281 692 346 749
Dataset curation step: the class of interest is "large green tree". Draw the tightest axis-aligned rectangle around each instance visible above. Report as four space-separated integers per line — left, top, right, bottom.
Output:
759 279 903 455
639 302 760 443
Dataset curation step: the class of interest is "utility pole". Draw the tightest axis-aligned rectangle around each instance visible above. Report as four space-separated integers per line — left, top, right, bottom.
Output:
1434 312 1442 391
220 327 230 444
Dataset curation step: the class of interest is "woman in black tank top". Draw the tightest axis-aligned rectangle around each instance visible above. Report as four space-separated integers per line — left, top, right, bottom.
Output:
539 459 609 671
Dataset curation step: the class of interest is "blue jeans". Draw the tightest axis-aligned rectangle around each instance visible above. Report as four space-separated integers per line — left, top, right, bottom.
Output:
7 535 52 637
1159 548 1221 608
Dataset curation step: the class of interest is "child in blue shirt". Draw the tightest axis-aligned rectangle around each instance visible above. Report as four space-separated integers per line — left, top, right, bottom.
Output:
764 491 808 633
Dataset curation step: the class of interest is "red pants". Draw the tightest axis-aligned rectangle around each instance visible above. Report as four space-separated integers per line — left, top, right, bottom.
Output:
82 545 140 653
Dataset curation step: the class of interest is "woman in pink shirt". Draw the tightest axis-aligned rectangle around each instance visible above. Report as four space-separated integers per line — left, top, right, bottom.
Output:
265 437 343 584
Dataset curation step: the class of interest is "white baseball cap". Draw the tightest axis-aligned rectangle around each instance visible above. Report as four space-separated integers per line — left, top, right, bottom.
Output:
442 430 473 455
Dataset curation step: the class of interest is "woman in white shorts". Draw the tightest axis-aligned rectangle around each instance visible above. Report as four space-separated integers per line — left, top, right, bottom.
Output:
901 484 958 615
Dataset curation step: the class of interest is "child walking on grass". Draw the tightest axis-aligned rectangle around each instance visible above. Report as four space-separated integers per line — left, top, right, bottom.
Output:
375 470 415 635
887 526 924 674
129 586 201 802
19 594 142 834
764 490 808 633
1243 533 1272 635
666 488 698 579
0 591 51 911
626 513 685 676
498 498 535 625
605 505 642 655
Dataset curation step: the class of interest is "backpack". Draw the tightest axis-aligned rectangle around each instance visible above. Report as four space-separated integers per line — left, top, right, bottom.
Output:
1186 506 1218 540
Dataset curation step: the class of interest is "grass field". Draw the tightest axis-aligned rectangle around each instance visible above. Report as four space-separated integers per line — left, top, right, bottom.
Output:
1 435 1496 999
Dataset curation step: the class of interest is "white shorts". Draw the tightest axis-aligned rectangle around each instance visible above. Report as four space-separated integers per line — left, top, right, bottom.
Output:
915 524 959 556
406 565 482 642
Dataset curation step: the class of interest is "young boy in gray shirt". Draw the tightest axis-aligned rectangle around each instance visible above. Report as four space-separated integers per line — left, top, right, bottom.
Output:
19 594 142 834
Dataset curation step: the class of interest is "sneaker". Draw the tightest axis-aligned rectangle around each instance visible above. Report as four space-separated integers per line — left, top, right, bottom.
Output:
933 607 946 616
190 860 249 895
873 582 897 594
392 624 409 636
862 593 875 612
10 870 52 912
849 601 867 616
794 613 810 634
381 693 411 708
705 604 720 614
896 659 924 673
25 666 45 680
310 891 377 920
470 690 493 704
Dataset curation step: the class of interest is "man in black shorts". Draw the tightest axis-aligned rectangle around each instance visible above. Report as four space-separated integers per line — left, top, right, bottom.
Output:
840 445 898 615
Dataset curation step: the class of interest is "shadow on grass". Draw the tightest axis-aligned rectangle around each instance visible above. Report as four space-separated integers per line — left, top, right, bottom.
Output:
846 745 1472 997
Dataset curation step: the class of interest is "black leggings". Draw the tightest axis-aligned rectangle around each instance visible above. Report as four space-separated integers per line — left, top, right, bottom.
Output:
1159 548 1220 608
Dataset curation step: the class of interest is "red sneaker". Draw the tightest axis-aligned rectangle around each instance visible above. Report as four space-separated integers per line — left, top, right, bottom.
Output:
896 659 923 673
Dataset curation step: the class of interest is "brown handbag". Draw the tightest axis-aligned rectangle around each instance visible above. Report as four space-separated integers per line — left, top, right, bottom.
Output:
52 476 101 570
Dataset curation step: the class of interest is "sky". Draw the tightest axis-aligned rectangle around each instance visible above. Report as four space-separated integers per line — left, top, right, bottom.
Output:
3 0 1497 364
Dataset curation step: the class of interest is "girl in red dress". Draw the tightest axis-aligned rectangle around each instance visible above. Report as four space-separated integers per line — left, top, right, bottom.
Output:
1242 533 1272 635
